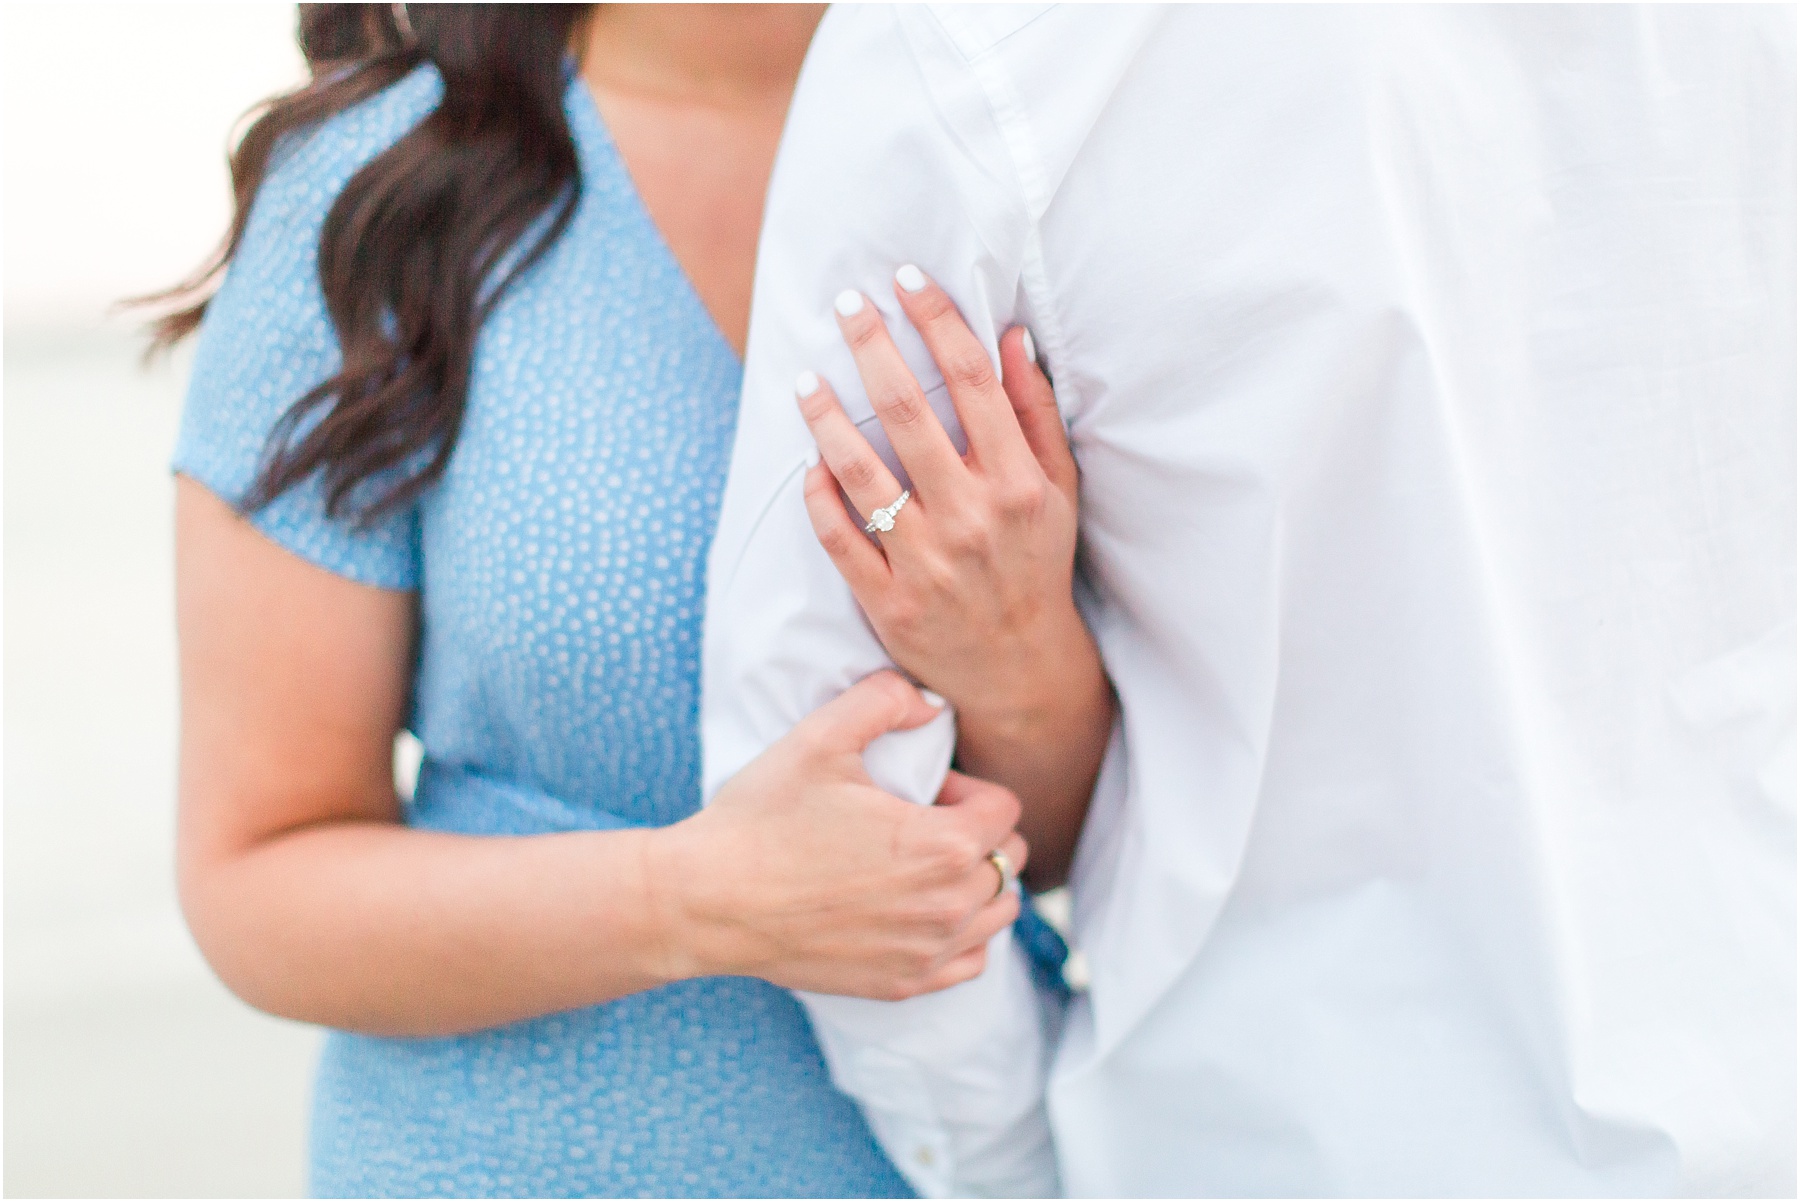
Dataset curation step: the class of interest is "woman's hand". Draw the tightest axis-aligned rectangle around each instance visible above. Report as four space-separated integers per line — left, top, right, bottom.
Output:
796 271 1094 737
176 484 1023 1035
650 670 1028 1001
794 267 1115 885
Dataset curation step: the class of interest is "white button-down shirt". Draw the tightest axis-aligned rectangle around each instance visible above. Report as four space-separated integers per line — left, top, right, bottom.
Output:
702 6 1796 1196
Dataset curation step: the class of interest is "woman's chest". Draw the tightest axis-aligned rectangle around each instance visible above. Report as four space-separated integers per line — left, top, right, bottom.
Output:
415 247 742 694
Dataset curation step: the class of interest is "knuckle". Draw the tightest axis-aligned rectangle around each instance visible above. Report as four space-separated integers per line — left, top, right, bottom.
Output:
871 668 912 706
874 384 930 429
796 388 835 424
940 829 985 872
940 511 989 556
999 788 1023 826
837 454 881 492
915 288 957 323
981 782 1023 827
845 320 883 352
922 558 960 599
816 523 855 558
906 943 941 978
866 671 917 726
880 595 923 637
785 725 829 764
996 476 1047 518
944 348 998 393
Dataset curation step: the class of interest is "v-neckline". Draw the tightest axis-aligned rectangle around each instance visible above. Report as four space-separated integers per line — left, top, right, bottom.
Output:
566 75 747 372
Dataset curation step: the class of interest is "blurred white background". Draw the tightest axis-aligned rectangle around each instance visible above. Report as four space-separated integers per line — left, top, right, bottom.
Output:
4 4 323 1195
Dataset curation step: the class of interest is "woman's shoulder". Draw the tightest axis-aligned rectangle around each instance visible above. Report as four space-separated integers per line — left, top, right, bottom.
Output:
254 62 445 232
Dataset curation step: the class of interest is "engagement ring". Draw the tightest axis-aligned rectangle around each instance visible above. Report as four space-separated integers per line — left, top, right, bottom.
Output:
863 489 910 535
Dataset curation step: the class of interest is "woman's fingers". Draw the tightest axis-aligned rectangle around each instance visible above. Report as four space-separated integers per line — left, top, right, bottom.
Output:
998 326 1078 501
917 885 1021 994
946 829 1028 930
992 829 1030 886
922 943 991 993
790 669 945 759
933 769 1024 858
831 290 967 498
794 370 914 535
892 266 1036 472
953 888 1022 956
802 460 888 594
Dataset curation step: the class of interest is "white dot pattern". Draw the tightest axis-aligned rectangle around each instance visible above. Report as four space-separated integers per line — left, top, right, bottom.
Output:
174 67 911 1199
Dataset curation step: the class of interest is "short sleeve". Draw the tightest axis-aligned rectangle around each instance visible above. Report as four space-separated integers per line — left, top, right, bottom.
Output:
172 67 444 591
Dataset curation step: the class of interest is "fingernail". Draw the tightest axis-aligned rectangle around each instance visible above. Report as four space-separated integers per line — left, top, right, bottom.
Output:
1020 328 1037 364
795 369 820 399
895 264 927 293
920 689 947 709
804 444 821 468
834 290 865 317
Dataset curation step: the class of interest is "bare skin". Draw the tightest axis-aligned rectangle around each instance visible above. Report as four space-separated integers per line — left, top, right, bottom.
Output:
801 276 1116 886
179 482 1024 1033
579 4 826 356
178 5 1103 1039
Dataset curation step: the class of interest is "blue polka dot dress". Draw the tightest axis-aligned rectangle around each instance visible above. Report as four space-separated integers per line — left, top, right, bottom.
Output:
173 66 914 1200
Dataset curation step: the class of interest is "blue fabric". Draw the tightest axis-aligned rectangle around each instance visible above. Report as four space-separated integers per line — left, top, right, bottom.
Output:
174 65 912 1199
1012 903 1073 1000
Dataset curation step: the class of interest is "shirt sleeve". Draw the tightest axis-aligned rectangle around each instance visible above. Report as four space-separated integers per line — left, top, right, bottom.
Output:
171 68 445 591
700 6 1101 1195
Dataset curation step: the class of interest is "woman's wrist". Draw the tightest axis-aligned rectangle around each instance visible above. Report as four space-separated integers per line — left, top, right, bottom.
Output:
952 605 1113 887
959 605 1108 749
635 822 731 985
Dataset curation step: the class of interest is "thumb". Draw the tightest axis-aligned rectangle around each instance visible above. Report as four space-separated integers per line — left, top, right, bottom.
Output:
792 670 946 757
1000 326 1078 501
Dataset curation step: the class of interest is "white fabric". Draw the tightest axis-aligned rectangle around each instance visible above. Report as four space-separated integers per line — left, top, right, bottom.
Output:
701 5 1796 1196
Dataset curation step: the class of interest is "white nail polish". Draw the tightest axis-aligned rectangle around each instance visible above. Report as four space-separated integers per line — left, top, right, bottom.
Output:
1020 328 1037 364
804 445 821 468
895 264 927 293
795 369 821 399
834 290 865 317
920 689 947 709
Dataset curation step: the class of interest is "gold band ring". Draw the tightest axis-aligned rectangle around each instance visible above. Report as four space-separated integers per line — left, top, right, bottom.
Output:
987 849 1016 900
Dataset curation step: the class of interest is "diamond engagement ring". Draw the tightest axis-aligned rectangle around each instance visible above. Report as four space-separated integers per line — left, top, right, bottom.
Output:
863 489 910 535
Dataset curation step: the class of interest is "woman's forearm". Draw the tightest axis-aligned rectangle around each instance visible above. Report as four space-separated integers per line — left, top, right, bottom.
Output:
952 613 1115 889
181 672 1036 1037
184 820 682 1037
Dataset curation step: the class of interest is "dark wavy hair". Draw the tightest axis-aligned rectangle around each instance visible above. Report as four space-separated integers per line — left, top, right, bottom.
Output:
141 3 590 523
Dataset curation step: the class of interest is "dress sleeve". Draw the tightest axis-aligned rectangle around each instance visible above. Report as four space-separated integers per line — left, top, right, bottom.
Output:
171 82 435 591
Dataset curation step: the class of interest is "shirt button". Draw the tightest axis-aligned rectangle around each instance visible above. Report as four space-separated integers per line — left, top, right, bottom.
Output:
915 1146 936 1168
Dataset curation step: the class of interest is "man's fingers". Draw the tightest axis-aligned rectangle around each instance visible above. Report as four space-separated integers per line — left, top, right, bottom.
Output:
999 326 1078 500
831 290 968 499
794 371 915 535
894 267 1037 472
793 670 946 756
802 460 889 592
